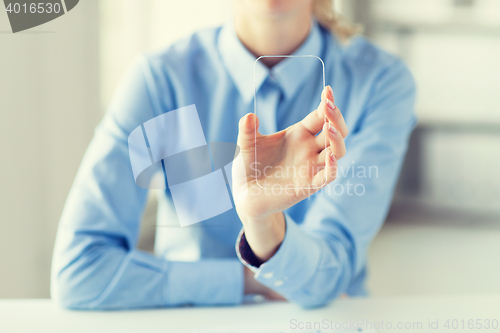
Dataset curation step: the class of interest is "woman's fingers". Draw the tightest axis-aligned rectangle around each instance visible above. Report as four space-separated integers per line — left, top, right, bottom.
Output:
300 86 348 138
316 148 327 166
326 122 346 159
312 146 337 188
300 86 332 135
322 87 348 138
314 123 329 150
315 122 346 159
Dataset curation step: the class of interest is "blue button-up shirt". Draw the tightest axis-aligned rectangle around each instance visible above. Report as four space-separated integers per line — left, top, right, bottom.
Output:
51 21 416 309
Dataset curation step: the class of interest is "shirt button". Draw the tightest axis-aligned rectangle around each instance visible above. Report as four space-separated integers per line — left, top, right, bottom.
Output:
262 272 274 279
274 279 284 287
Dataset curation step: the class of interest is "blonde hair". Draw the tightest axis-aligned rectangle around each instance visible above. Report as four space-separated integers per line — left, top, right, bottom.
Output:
312 0 360 41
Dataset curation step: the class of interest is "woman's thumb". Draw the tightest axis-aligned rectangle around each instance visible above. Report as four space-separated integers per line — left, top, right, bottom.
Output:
237 113 259 147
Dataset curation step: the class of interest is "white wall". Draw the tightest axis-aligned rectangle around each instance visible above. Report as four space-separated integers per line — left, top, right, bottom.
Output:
366 0 500 296
0 1 100 297
99 0 232 110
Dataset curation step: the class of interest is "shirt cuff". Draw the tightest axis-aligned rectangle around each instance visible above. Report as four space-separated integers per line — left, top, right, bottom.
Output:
235 213 321 295
166 259 244 306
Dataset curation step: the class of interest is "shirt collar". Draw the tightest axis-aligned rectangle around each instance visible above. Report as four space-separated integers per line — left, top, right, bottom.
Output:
218 20 323 103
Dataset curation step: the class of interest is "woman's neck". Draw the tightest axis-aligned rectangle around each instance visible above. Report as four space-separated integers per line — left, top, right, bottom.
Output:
233 3 313 67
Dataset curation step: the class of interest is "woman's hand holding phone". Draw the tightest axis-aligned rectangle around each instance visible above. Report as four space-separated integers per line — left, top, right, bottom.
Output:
232 86 348 262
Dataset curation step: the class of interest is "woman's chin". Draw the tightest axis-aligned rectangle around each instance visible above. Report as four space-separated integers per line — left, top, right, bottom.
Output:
240 0 311 17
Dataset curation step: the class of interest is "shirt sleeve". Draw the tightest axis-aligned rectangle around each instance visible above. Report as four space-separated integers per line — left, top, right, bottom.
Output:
50 56 244 309
236 59 417 308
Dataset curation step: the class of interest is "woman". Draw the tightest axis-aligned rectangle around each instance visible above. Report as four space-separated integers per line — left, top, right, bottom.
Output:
51 0 416 309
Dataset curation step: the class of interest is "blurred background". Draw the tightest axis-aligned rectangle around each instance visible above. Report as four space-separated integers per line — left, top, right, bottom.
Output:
1 0 499 299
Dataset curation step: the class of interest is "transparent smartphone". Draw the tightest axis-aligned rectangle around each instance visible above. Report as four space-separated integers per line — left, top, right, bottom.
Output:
253 55 327 190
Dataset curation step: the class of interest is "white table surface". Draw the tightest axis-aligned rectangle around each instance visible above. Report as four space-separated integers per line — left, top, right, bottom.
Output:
1 295 499 333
